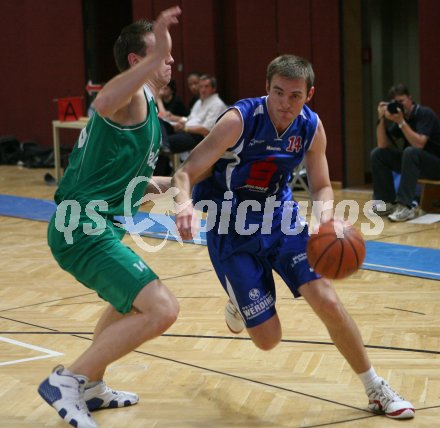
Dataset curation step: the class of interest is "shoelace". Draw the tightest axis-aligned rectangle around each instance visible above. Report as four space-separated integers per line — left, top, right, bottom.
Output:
370 381 404 406
74 379 92 416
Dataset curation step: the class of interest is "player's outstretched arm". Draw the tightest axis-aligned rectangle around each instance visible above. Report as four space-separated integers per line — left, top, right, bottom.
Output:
173 109 242 240
94 6 181 118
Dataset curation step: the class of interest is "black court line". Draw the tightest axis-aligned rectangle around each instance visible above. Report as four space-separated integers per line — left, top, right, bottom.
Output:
0 320 372 417
51 301 102 306
385 306 426 315
2 317 440 357
0 269 214 313
0 292 96 313
2 316 439 425
160 334 440 356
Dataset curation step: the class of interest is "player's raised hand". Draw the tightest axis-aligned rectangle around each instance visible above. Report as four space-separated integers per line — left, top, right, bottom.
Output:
153 6 181 58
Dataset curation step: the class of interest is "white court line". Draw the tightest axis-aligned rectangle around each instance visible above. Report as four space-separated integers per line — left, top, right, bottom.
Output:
0 336 63 366
363 263 440 278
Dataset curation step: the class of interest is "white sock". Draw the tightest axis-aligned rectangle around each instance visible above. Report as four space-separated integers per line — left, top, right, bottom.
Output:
63 366 90 384
358 367 380 390
85 380 101 389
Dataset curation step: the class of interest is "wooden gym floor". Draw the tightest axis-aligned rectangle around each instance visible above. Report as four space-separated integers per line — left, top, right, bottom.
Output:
0 165 439 427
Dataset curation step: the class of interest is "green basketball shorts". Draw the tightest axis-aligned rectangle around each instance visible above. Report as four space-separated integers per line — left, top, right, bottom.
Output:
47 213 158 314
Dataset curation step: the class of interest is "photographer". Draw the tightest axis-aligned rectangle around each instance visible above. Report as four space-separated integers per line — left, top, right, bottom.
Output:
371 83 440 221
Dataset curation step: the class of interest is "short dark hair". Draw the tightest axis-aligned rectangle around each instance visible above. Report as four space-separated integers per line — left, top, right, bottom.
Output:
113 20 153 72
187 71 201 79
199 74 217 89
167 79 177 95
388 83 410 99
266 54 315 92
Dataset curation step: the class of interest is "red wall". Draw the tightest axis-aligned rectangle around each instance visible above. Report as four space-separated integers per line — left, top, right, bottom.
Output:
2 1 439 184
0 0 343 181
309 0 343 181
219 0 343 181
0 1 85 148
132 0 218 107
419 0 440 116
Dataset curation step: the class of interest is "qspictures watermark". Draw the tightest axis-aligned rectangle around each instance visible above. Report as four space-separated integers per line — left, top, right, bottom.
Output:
54 176 387 252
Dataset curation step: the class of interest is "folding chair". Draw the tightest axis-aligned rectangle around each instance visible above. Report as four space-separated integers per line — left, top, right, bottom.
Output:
289 159 311 197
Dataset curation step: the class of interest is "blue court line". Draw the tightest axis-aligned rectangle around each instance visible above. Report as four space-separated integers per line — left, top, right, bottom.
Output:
362 241 440 280
0 194 438 280
0 194 206 245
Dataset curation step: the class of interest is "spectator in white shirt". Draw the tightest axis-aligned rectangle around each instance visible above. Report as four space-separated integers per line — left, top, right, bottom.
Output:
167 75 227 153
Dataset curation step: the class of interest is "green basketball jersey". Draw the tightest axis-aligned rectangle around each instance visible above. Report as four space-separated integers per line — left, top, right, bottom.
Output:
55 85 161 217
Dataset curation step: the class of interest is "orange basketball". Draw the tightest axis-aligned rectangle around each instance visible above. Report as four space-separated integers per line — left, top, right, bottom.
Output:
306 220 366 279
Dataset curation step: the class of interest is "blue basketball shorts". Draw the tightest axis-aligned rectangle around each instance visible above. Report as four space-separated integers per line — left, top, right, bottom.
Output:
207 221 320 328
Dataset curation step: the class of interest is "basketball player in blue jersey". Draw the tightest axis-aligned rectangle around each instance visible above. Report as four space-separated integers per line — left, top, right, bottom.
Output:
173 55 414 419
37 7 181 428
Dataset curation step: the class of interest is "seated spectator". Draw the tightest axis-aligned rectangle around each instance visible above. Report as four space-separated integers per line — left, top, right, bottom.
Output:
157 79 188 140
155 80 189 176
165 75 227 154
371 83 440 221
158 79 188 118
186 71 201 112
160 72 201 123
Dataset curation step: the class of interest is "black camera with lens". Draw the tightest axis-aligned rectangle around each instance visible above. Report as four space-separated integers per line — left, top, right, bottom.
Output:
387 100 404 114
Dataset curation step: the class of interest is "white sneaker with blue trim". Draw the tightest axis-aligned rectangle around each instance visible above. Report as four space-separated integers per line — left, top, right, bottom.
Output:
85 381 139 411
38 365 98 428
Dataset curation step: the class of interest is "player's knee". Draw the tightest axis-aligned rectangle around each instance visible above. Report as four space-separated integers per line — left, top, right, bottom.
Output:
253 336 280 351
249 324 282 351
157 294 180 331
141 293 179 335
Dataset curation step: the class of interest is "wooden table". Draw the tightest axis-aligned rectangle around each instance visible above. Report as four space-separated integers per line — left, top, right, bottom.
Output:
52 119 88 183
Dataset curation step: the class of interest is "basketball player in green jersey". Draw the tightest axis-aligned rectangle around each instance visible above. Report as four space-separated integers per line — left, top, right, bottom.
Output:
38 7 181 428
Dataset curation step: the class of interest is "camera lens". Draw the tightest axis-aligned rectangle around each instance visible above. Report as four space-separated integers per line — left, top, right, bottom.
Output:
387 101 403 114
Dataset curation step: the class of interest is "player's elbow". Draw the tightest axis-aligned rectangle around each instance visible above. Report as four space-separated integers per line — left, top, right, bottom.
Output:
93 95 115 118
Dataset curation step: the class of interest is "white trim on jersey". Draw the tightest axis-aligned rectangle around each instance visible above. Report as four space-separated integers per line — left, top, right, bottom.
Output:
253 103 264 116
134 87 157 178
225 139 245 191
143 84 154 102
215 105 246 191
77 113 96 181
306 114 320 151
102 119 148 131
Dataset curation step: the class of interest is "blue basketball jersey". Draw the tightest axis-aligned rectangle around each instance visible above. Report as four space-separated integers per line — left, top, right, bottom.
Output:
193 96 319 228
193 96 321 328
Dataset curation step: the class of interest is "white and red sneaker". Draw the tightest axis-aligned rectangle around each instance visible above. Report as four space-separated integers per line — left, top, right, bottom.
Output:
367 378 415 419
